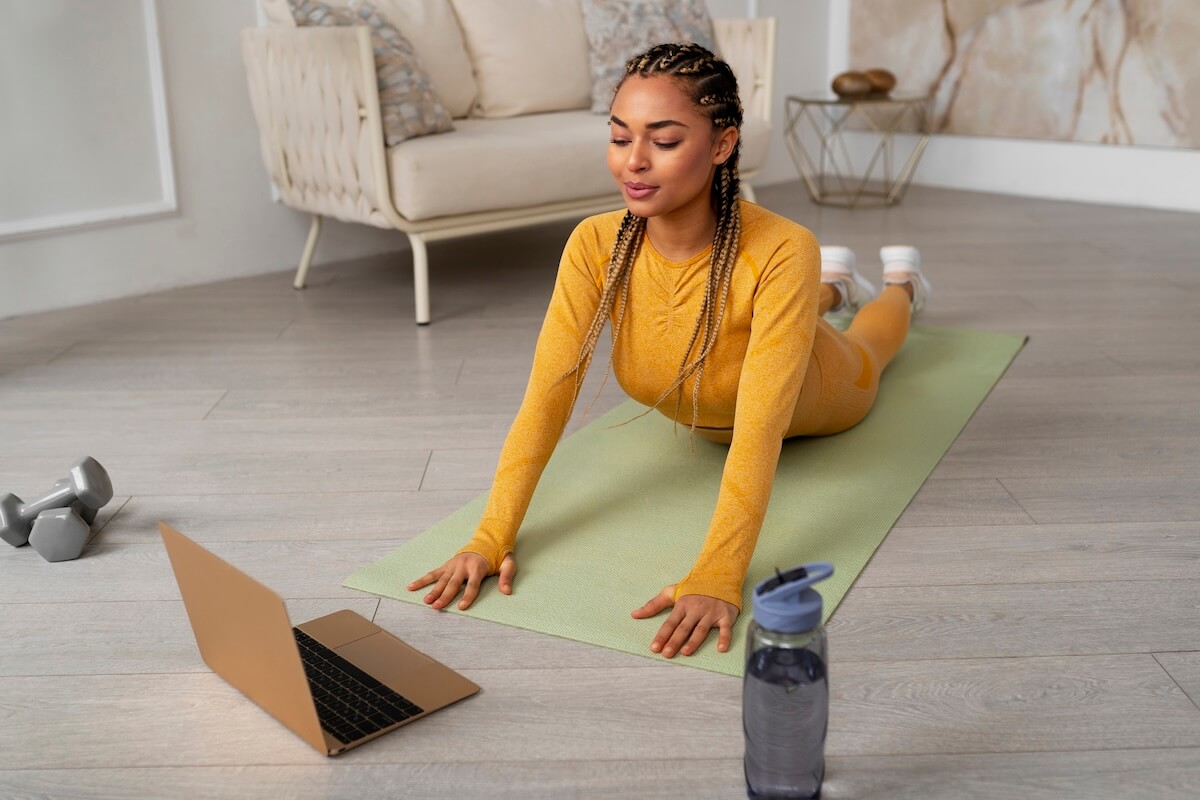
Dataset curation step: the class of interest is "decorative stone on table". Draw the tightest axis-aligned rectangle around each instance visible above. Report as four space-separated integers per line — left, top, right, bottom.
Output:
831 70 872 98
864 68 896 94
831 68 897 98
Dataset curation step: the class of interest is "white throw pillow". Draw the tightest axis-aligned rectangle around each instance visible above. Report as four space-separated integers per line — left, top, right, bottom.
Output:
364 0 479 119
289 0 454 144
260 0 296 26
448 0 593 118
267 0 478 118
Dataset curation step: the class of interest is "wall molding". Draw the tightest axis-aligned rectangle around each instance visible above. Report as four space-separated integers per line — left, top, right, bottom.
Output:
843 129 1200 213
0 0 177 241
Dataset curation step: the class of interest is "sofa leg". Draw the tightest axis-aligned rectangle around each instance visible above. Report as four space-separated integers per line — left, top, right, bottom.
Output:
739 182 757 204
294 214 322 290
407 233 431 325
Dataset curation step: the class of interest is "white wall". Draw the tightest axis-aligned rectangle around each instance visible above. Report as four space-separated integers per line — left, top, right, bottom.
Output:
707 0 832 191
0 0 406 321
824 0 1200 213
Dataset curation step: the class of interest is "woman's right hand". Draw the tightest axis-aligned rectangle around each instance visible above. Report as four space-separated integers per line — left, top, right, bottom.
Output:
407 552 517 611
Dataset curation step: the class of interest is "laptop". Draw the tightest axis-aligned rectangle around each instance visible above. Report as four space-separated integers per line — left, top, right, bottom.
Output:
159 522 480 756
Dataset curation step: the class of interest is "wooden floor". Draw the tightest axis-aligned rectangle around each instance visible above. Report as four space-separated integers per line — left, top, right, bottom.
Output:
2 182 1198 799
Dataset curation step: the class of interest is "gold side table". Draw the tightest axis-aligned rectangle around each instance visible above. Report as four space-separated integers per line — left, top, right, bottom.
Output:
784 92 932 208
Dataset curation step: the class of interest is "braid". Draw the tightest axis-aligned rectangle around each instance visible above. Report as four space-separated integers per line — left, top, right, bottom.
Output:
634 44 744 435
557 212 644 423
559 42 744 435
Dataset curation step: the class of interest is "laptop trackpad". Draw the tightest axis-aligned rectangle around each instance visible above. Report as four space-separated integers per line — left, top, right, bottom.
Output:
335 633 478 711
298 609 381 649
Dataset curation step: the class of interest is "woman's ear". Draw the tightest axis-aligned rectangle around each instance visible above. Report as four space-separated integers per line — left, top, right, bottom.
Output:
713 126 739 166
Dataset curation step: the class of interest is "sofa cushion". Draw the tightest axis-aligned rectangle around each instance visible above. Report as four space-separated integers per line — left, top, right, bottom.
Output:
387 109 770 222
448 0 592 118
581 0 718 112
267 0 478 118
289 0 454 144
389 111 614 220
361 0 479 119
260 0 295 26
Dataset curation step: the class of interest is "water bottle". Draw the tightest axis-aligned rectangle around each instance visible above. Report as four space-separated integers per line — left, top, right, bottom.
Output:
743 562 834 800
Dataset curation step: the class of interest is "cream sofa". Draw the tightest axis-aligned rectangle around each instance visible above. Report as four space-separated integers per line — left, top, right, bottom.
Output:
243 1 776 324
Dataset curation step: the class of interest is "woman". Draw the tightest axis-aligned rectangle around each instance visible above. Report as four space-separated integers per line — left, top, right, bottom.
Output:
409 42 931 659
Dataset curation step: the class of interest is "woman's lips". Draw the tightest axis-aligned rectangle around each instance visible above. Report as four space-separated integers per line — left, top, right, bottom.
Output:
624 182 657 199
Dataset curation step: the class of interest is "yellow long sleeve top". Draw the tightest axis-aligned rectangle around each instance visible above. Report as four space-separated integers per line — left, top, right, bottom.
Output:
458 200 821 609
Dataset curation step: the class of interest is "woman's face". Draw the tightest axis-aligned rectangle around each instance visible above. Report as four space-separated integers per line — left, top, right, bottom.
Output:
607 75 737 222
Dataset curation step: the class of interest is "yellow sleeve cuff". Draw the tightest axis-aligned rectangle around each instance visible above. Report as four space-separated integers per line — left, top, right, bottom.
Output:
674 572 745 611
455 540 513 575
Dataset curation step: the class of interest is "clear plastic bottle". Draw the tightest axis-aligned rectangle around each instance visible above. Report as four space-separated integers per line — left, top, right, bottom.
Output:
743 563 833 800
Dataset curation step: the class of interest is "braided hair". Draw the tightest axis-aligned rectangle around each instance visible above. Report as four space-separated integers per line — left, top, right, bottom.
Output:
559 42 744 432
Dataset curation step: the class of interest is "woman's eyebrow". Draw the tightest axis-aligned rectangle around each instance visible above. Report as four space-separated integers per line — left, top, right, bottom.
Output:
609 115 689 130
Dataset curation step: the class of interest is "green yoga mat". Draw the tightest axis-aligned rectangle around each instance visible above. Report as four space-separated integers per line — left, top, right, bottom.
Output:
345 325 1025 677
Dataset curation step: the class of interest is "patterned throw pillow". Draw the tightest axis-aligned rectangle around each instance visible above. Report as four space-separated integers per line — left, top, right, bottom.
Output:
288 0 453 144
580 0 719 113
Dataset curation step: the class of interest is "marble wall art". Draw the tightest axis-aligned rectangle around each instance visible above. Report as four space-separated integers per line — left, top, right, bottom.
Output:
848 0 1200 148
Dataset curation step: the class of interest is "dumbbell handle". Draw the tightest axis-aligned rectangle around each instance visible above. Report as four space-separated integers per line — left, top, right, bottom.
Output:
20 484 89 520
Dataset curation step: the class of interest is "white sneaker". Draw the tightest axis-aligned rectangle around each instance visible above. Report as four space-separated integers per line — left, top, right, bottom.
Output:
880 245 932 316
820 246 876 318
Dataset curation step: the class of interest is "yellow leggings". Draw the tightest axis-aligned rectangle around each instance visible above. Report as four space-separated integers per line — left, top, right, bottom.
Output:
785 284 912 437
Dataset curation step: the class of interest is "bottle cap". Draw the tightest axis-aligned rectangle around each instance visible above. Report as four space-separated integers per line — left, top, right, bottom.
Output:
751 562 834 634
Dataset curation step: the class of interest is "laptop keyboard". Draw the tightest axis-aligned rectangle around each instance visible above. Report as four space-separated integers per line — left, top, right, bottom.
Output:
293 628 425 744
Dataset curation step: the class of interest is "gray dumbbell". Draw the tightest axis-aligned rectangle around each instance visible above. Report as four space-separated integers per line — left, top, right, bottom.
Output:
29 508 91 562
55 478 99 526
0 457 113 547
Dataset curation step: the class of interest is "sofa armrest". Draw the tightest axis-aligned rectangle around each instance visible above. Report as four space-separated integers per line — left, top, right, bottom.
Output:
240 26 400 228
714 18 777 125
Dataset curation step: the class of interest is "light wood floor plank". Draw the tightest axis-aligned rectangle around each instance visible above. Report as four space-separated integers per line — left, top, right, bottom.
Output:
101 491 480 543
1 415 515 456
858 521 1200 586
1155 652 1200 710
10 749 1197 800
0 763 748 800
999 337 1132 379
960 400 1200 440
0 355 466 391
0 450 432 496
893 478 1034 527
44 319 292 344
0 389 225 421
1 655 1196 771
0 668 742 769
0 599 378 677
830 579 1200 660
932 434 1200 480
1107 342 1200 375
823 748 1200 800
0 541 401 604
420 447 502 492
207 386 529 420
36 337 485 363
1001 476 1200 524
982 374 1200 407
0 339 75 366
831 654 1200 756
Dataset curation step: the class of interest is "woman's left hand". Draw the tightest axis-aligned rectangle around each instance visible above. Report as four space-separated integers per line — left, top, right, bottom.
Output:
631 584 739 658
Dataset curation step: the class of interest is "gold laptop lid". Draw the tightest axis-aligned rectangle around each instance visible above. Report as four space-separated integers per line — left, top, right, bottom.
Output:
159 522 326 753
